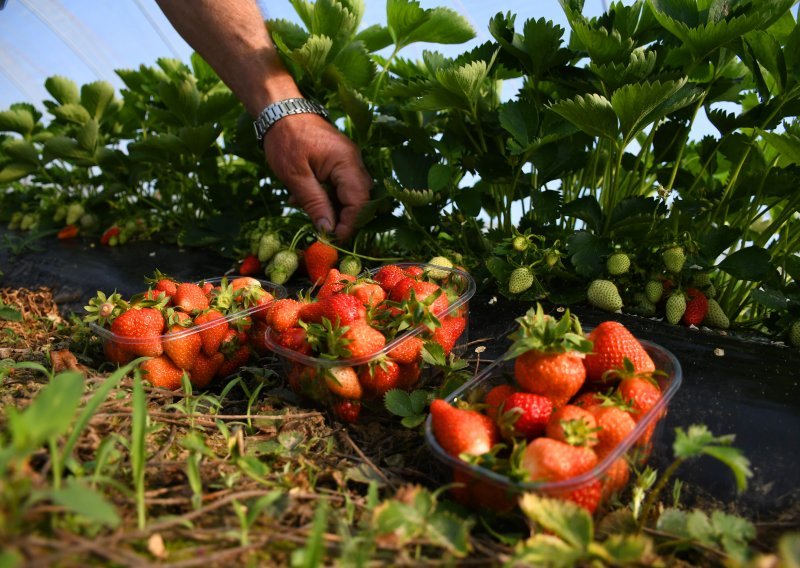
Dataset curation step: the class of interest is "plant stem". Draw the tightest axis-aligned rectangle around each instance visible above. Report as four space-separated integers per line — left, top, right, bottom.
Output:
638 457 685 533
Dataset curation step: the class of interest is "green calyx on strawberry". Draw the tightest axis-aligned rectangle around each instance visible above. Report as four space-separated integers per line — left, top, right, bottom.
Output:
84 290 124 327
506 304 592 359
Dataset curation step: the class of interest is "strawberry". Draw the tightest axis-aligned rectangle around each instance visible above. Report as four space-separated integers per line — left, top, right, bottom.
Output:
100 225 120 246
217 343 251 378
583 321 655 382
231 276 262 291
587 280 623 312
189 352 224 389
339 255 362 277
662 246 686 273
391 279 449 316
522 437 598 485
266 298 303 332
396 361 422 390
274 326 312 355
257 232 281 263
404 266 424 278
617 375 662 422
358 359 400 397
425 256 453 280
332 398 362 423
325 366 362 399
287 364 328 402
451 469 517 513
373 265 407 292
110 307 165 357
703 299 730 329
429 399 499 457
483 384 517 421
550 480 603 513
246 287 276 322
317 269 356 299
606 253 630 275
194 309 229 356
601 457 630 500
305 240 339 285
512 235 529 251
432 315 466 355
341 322 386 359
57 224 79 240
272 249 299 275
313 293 366 326
509 306 591 408
587 404 637 460
174 282 210 313
150 275 177 298
790 320 800 348
499 392 553 440
645 280 663 304
239 254 261 276
349 282 386 308
682 287 708 326
508 266 534 294
388 336 423 365
103 340 133 365
571 390 607 409
545 404 599 447
163 315 202 370
665 291 687 324
250 321 271 356
141 355 186 390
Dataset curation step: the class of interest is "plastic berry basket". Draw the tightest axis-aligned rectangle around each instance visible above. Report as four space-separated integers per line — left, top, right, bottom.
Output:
424 340 682 512
90 277 287 365
263 262 476 403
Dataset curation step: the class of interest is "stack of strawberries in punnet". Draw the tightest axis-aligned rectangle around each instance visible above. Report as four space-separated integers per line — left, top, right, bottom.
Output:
85 273 283 389
264 263 473 423
430 306 671 514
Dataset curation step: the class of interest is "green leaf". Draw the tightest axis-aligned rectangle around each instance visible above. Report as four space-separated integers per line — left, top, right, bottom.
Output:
744 30 786 95
80 81 116 120
384 389 415 417
291 500 328 568
519 493 593 549
656 508 692 537
159 77 201 126
499 100 540 148
562 196 603 233
549 94 618 141
0 303 23 321
422 341 447 366
356 24 393 52
610 79 697 142
427 163 452 192
312 0 362 47
76 119 99 151
128 133 187 161
0 109 35 136
427 511 471 556
673 425 752 492
330 42 376 88
512 534 583 568
42 136 91 163
50 479 120 528
784 255 800 282
179 123 221 156
290 35 334 78
387 0 475 49
0 162 37 184
717 246 772 281
51 103 91 125
759 130 800 166
12 371 83 451
567 231 612 278
750 286 788 310
3 139 38 165
44 75 80 105
701 446 753 492
435 60 491 110
400 415 426 428
337 85 372 140
267 18 310 51
698 225 741 260
198 91 241 124
600 534 653 564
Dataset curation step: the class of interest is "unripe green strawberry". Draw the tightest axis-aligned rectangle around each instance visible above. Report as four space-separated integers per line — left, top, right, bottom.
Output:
269 267 289 285
20 213 37 230
789 320 800 348
705 283 717 299
258 233 282 263
691 272 712 288
703 299 729 329
508 267 534 294
80 213 97 228
53 204 67 222
630 293 656 316
9 211 23 230
662 246 686 274
339 255 362 277
272 249 299 275
606 253 630 276
512 236 529 252
249 230 262 255
65 202 85 226
587 279 623 312
426 256 453 280
665 292 686 324
544 251 561 267
645 280 663 304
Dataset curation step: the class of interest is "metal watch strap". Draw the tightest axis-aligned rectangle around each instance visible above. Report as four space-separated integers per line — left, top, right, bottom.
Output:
253 98 329 142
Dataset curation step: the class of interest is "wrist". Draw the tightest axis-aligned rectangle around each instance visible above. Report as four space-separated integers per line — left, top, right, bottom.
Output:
254 98 329 143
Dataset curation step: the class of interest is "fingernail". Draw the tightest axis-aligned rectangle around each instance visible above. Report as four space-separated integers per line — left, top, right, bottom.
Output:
316 218 333 233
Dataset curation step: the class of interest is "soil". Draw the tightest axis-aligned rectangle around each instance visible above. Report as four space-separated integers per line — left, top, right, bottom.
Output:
2 229 799 532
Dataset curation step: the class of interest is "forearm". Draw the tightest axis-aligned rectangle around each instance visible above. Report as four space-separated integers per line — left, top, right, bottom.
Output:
155 0 301 116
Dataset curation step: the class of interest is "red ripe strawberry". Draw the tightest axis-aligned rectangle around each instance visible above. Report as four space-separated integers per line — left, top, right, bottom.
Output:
429 399 499 457
349 282 386 307
305 240 339 285
274 326 312 355
332 398 362 423
189 352 224 389
546 404 599 448
587 405 637 460
163 319 202 370
217 343 251 378
249 321 271 356
404 266 424 278
174 282 210 313
238 255 261 276
396 361 422 390
266 298 303 332
194 309 229 356
317 268 355 299
571 390 607 409
316 293 367 326
110 307 165 357
388 336 423 365
373 265 407 292
484 384 517 421
100 225 120 246
104 340 133 364
231 276 261 291
288 364 329 402
358 359 401 397
141 355 185 390
500 392 553 439
617 376 662 422
584 321 655 382
248 288 276 322
432 315 466 355
342 322 386 359
601 457 630 500
201 281 215 296
515 350 586 408
682 287 709 326
397 279 450 316
451 469 517 513
325 366 362 399
57 224 79 240
522 437 598 483
550 480 602 513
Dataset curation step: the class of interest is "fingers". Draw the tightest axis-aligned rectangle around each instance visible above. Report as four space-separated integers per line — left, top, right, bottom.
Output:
288 175 336 234
330 160 373 241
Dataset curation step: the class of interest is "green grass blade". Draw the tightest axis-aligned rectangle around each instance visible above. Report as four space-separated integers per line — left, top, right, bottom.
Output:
131 374 147 529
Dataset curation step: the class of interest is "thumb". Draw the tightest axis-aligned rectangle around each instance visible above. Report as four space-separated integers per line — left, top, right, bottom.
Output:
289 175 336 234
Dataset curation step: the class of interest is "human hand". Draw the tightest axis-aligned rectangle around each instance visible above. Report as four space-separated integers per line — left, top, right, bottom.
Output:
263 113 372 241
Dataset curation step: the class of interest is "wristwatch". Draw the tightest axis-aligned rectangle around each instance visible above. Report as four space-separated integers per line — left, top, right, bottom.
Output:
253 98 329 142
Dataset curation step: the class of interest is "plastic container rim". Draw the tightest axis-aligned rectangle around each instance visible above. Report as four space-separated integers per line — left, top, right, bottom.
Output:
263 263 476 368
90 276 287 345
423 339 683 493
